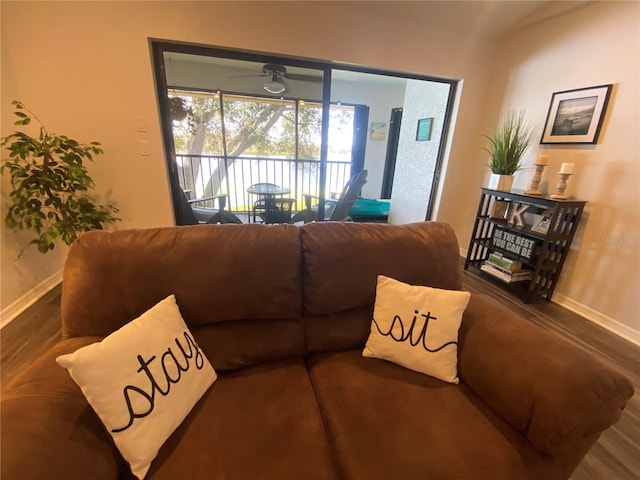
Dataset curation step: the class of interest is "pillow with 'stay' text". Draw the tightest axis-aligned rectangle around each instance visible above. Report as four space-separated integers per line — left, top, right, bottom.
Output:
57 294 217 479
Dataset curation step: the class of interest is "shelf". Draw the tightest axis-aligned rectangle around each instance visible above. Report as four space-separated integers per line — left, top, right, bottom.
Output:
481 188 586 208
465 188 586 302
470 240 540 268
468 264 536 299
476 216 547 241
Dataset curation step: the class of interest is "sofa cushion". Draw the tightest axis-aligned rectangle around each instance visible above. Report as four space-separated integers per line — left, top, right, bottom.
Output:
193 317 305 372
362 275 470 383
147 358 340 480
300 222 462 336
56 295 217 480
305 305 373 354
307 350 565 480
302 221 465 355
1 338 123 480
61 224 302 337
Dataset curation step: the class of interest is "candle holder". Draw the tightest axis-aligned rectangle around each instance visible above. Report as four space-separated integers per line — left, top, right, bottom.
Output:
550 173 573 199
525 162 547 195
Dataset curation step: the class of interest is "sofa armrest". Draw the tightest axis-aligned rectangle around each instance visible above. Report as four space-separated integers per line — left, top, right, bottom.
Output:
458 294 634 455
1 337 123 480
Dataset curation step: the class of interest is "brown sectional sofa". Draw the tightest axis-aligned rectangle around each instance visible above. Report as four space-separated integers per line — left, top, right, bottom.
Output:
1 221 633 479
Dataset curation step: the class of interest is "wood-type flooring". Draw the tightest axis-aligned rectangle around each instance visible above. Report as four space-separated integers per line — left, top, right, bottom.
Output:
1 271 638 479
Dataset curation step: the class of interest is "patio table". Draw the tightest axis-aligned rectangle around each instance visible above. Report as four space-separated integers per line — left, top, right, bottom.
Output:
246 184 291 198
247 184 292 223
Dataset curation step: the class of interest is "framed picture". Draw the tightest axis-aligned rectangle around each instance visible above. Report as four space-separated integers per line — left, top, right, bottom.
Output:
540 84 612 144
370 122 387 140
531 209 554 235
416 117 433 141
489 199 510 220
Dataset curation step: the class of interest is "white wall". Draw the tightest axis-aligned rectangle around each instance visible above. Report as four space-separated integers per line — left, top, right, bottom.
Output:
390 80 452 224
4 1 636 343
466 1 640 342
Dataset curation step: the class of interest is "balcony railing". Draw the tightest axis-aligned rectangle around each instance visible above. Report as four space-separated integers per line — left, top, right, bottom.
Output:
176 154 352 214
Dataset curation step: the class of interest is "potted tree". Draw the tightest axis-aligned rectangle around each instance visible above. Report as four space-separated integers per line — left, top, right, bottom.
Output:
1 101 120 254
484 110 534 192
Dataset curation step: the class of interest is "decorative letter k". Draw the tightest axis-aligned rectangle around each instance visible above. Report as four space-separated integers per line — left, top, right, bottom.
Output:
508 203 529 228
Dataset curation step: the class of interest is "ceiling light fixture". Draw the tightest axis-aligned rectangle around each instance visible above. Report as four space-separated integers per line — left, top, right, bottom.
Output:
264 80 286 94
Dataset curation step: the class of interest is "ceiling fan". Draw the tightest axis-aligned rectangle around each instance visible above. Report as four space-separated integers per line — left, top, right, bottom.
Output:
232 64 322 94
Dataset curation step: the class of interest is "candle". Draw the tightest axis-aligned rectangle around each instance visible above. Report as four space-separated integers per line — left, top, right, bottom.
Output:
537 155 549 165
559 162 574 174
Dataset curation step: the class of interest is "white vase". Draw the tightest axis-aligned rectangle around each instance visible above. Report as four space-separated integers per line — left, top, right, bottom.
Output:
488 174 514 192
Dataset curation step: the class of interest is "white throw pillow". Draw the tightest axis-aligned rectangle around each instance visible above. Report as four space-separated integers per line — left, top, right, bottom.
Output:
363 275 470 384
56 294 217 479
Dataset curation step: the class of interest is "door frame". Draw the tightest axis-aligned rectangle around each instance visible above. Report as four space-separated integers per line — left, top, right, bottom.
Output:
150 38 457 222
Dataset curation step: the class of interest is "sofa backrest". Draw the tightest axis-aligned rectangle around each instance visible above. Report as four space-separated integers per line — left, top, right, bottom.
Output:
300 221 462 353
61 224 304 370
61 221 462 369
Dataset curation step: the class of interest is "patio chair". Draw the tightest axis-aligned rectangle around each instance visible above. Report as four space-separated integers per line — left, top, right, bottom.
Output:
179 189 242 225
290 170 368 224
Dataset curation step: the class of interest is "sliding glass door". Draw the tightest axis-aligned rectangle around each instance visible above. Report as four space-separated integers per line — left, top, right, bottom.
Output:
151 40 455 224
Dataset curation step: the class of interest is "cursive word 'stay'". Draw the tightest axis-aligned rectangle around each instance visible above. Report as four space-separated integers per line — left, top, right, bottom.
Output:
112 331 204 433
373 309 456 352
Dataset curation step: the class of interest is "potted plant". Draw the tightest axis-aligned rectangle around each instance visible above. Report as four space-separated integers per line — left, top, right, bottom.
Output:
169 96 189 122
1 100 120 254
483 109 534 192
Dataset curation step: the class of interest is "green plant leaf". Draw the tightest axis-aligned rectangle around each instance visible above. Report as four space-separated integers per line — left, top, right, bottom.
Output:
484 110 534 175
1 101 120 255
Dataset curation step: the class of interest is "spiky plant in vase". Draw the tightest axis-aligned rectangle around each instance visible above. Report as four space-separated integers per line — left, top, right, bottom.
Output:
1 101 120 254
484 109 534 192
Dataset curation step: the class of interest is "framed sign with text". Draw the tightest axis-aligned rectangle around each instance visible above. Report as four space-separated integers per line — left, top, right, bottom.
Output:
416 117 433 141
491 226 536 262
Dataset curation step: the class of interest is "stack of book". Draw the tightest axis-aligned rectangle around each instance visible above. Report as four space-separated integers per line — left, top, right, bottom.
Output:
481 252 532 283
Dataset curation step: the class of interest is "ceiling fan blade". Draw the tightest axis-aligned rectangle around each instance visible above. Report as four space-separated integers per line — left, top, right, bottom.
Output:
285 73 323 83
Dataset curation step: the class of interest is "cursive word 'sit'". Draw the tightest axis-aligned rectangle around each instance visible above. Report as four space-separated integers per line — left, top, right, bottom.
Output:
372 309 456 352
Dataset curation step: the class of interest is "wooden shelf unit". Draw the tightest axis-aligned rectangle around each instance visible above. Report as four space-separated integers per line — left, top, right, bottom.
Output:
464 188 586 302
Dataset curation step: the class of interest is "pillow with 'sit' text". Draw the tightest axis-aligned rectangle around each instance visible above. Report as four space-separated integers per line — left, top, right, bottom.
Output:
56 294 217 479
363 275 470 384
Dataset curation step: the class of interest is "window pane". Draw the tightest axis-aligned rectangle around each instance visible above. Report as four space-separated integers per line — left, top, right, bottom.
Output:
328 105 354 162
223 96 296 158
170 91 223 156
298 102 322 160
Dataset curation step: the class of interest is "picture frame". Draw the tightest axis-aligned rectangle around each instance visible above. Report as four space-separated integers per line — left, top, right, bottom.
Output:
540 84 612 144
489 199 510 220
531 209 554 235
416 117 433 141
370 122 387 141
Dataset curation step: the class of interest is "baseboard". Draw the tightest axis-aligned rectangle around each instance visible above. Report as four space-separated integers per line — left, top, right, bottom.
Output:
553 293 640 347
0 270 62 329
459 247 640 347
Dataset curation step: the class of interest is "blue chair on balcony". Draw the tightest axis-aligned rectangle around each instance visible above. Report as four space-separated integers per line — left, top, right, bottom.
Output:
178 189 242 225
291 170 368 224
